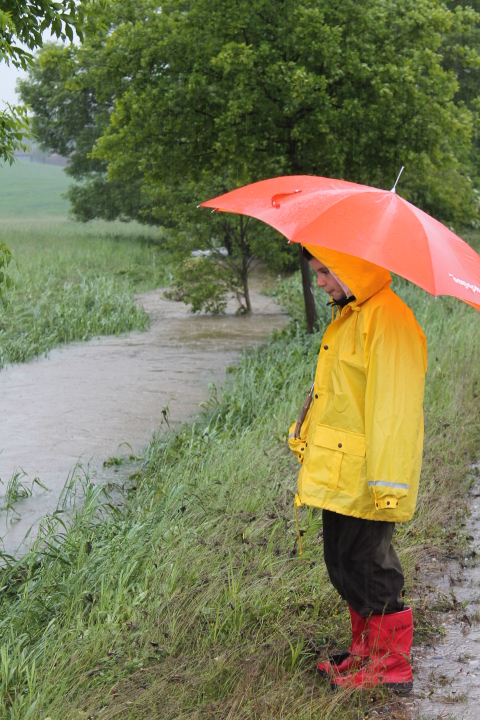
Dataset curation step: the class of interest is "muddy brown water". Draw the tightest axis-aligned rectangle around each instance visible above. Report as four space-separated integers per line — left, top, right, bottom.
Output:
0 287 287 557
411 466 480 720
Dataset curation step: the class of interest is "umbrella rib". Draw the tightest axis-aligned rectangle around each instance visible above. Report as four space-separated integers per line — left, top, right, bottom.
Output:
401 200 439 297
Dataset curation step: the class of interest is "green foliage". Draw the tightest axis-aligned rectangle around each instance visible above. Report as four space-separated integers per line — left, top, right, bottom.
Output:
93 0 480 224
165 254 241 315
443 1 480 109
67 174 148 222
404 153 480 228
0 0 91 165
16 43 105 172
16 13 154 221
158 192 293 313
269 270 333 329
1 0 86 69
0 104 29 165
442 0 480 188
15 40 147 225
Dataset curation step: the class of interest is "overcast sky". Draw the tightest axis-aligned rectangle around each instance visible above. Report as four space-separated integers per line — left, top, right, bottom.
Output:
1 32 60 109
0 63 27 108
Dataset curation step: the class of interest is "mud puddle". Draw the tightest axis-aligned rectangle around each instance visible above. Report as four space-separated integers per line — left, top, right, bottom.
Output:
0 284 287 556
412 465 480 719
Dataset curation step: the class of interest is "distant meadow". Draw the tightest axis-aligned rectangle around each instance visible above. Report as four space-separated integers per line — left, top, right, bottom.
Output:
0 161 171 367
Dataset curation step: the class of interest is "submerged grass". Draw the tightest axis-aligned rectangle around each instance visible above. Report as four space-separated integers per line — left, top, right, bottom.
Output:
0 219 172 366
0 229 479 718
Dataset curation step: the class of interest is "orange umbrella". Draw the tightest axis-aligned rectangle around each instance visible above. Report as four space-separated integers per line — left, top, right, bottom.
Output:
201 175 480 312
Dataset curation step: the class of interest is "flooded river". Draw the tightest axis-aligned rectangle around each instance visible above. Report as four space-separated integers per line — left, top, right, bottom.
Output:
0 286 287 556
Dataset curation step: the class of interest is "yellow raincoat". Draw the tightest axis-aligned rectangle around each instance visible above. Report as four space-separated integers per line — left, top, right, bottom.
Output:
289 247 428 523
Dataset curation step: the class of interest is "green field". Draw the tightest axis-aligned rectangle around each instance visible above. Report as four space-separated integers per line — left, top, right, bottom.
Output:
0 160 71 220
0 161 171 366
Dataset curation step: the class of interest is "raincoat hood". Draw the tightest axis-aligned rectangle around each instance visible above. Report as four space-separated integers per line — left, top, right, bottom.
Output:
303 245 392 305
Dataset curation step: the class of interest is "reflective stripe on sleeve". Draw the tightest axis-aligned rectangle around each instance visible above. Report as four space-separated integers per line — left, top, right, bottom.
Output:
367 480 410 490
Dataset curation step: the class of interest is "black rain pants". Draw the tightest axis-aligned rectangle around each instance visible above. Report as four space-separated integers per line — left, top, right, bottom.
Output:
322 509 405 617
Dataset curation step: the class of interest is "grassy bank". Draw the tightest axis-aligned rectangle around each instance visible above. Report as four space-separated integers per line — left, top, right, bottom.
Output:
0 162 171 366
0 233 479 718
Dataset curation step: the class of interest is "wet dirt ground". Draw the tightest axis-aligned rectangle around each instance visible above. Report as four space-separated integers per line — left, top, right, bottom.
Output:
411 466 480 720
0 285 287 556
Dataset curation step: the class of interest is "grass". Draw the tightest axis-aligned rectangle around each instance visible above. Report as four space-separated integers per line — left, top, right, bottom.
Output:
0 160 71 220
0 229 478 718
0 161 173 366
0 472 48 520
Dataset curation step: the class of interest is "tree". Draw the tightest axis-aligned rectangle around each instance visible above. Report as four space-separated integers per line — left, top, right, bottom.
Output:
1 0 90 164
442 0 480 194
1 0 90 298
20 0 480 326
16 41 149 223
147 178 292 314
19 35 296 316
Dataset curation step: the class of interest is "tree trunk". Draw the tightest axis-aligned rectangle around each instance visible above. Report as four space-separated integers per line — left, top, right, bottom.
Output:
242 258 252 313
299 244 318 333
289 135 318 332
239 215 252 313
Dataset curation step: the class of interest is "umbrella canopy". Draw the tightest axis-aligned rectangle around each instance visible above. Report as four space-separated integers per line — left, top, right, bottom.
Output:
200 175 480 312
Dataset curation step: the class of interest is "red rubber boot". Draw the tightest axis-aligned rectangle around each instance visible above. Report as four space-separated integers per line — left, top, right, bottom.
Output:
331 607 413 694
317 607 369 676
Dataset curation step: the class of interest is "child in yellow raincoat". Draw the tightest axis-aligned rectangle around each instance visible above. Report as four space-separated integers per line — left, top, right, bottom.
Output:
289 245 427 693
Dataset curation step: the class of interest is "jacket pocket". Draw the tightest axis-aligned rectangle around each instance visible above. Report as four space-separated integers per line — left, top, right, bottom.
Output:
310 424 366 496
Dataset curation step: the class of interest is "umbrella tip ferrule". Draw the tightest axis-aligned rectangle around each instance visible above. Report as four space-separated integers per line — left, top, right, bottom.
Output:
391 166 405 193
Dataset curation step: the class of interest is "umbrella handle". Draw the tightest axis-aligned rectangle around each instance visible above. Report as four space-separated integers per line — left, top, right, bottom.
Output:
294 382 315 439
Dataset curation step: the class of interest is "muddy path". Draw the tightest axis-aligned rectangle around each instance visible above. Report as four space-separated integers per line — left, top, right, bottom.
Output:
411 465 480 719
0 285 287 556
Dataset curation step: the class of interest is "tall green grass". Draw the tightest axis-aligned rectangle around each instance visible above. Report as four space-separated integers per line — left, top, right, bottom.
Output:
0 221 171 366
0 162 172 366
0 249 478 718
